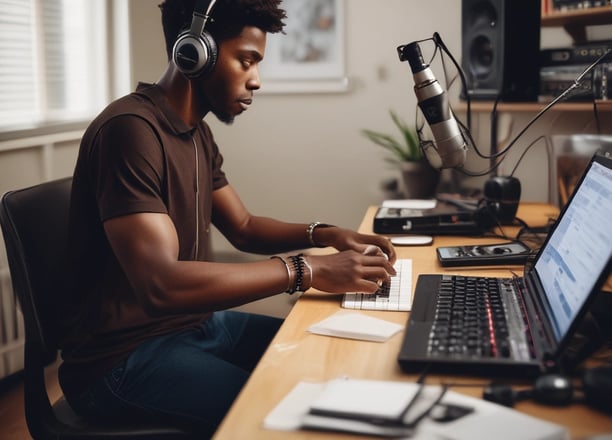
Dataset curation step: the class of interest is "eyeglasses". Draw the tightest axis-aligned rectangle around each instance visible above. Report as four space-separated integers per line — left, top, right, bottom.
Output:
304 378 473 438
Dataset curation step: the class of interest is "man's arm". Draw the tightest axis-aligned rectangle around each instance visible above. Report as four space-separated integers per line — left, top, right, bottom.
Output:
103 212 292 314
104 210 395 315
103 181 398 315
211 185 316 253
212 185 396 261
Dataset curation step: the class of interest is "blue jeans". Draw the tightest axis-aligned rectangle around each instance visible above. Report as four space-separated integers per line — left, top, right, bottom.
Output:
67 311 282 438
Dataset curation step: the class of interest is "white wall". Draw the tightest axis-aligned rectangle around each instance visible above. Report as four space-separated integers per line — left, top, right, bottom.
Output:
2 2 609 258
124 1 612 257
129 0 468 256
215 0 464 223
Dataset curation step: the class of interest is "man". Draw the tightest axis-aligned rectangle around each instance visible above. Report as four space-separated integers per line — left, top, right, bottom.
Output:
59 0 396 436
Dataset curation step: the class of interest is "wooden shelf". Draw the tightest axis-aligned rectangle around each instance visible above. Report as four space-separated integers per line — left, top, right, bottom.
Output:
542 5 612 42
457 100 612 113
542 5 612 27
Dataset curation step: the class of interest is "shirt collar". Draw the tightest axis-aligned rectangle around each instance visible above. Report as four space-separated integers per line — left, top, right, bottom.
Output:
135 82 196 136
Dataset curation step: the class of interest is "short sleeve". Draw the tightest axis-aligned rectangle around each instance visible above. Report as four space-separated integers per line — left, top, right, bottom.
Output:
90 114 168 221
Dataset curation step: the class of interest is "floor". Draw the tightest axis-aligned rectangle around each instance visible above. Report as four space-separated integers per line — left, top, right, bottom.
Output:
0 359 61 440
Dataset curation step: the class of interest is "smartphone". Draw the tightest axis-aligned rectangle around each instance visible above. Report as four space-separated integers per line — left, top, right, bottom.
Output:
436 241 531 267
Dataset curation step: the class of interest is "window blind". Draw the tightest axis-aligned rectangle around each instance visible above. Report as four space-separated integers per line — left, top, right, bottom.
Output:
0 0 108 131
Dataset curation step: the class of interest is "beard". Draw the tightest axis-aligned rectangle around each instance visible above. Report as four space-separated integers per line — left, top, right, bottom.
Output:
213 108 235 125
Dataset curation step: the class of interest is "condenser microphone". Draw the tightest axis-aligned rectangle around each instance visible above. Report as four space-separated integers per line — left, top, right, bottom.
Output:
398 42 467 169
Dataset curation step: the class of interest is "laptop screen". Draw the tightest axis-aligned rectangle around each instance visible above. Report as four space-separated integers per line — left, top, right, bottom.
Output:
534 155 612 342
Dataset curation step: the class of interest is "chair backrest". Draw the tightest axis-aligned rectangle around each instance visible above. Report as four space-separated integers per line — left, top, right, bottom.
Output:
1 178 193 439
0 177 73 358
0 177 192 440
0 178 75 436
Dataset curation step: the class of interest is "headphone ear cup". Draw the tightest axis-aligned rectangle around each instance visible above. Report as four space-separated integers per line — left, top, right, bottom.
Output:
199 31 218 74
173 30 217 78
531 374 574 406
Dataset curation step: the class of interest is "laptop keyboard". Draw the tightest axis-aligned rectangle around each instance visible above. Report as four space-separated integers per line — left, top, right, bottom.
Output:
428 275 531 360
342 259 412 311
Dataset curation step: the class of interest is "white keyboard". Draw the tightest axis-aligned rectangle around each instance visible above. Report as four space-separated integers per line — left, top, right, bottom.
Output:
342 259 413 311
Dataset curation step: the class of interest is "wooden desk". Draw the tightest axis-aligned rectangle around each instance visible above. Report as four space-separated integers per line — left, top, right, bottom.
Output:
213 203 612 439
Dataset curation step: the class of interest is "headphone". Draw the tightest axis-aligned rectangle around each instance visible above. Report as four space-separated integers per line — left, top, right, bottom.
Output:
483 367 612 412
483 374 574 408
172 0 218 78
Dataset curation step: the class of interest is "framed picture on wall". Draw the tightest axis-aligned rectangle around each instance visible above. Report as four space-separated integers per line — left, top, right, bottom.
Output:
260 0 348 93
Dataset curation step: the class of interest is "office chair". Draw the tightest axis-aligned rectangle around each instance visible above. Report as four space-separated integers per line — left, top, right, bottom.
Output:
0 177 193 439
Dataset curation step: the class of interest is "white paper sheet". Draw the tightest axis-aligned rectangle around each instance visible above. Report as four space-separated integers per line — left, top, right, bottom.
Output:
307 311 404 342
382 199 437 210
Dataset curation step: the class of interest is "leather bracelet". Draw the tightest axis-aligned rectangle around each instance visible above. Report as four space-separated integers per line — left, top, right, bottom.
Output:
307 221 330 247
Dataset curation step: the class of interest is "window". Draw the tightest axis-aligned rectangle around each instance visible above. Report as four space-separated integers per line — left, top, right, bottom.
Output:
0 0 109 131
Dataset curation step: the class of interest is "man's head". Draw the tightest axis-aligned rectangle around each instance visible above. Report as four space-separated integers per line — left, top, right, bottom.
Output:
158 0 286 124
159 0 286 63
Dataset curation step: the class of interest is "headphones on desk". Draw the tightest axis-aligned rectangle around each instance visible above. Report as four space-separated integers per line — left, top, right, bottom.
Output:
172 0 218 78
483 367 612 412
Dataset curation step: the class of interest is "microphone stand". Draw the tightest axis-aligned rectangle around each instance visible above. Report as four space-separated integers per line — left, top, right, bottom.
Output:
400 34 610 226
490 106 498 177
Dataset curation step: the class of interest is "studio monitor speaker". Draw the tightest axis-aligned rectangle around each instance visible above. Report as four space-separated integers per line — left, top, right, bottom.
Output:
462 0 541 101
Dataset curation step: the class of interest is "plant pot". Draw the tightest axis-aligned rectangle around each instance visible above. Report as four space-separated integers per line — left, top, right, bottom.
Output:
399 161 440 199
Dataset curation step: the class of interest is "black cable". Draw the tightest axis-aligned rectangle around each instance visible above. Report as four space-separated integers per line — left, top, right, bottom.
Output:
417 35 512 177
409 34 611 179
593 99 602 135
490 94 501 175
490 49 611 160
508 135 549 178
431 32 471 132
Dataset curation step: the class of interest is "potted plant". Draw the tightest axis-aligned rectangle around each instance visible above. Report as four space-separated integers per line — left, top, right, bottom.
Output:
362 110 440 199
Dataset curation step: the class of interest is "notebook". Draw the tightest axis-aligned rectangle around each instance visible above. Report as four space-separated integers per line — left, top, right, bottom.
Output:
398 153 612 377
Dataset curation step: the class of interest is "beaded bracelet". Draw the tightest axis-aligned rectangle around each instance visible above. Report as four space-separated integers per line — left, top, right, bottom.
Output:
271 254 313 294
288 255 303 293
289 254 313 293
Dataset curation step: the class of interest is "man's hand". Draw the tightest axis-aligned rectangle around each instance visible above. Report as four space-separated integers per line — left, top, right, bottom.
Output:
306 250 396 294
313 226 397 264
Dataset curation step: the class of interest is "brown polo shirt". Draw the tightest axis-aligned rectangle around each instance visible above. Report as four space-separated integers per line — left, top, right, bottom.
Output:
59 83 228 397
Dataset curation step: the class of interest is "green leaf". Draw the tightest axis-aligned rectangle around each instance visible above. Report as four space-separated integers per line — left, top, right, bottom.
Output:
362 109 423 162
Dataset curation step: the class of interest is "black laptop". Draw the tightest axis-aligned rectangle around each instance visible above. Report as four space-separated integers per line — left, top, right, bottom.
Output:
398 153 612 377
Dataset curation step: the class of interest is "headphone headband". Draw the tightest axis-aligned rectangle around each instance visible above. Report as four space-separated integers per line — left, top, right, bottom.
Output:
189 0 217 38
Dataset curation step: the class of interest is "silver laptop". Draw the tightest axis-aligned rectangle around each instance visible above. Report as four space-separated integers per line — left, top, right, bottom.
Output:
398 153 612 377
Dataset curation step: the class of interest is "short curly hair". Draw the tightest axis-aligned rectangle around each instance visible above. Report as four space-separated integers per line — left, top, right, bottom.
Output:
159 0 286 60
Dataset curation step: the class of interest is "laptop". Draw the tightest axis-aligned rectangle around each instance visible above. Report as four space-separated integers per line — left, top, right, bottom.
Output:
398 153 612 377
